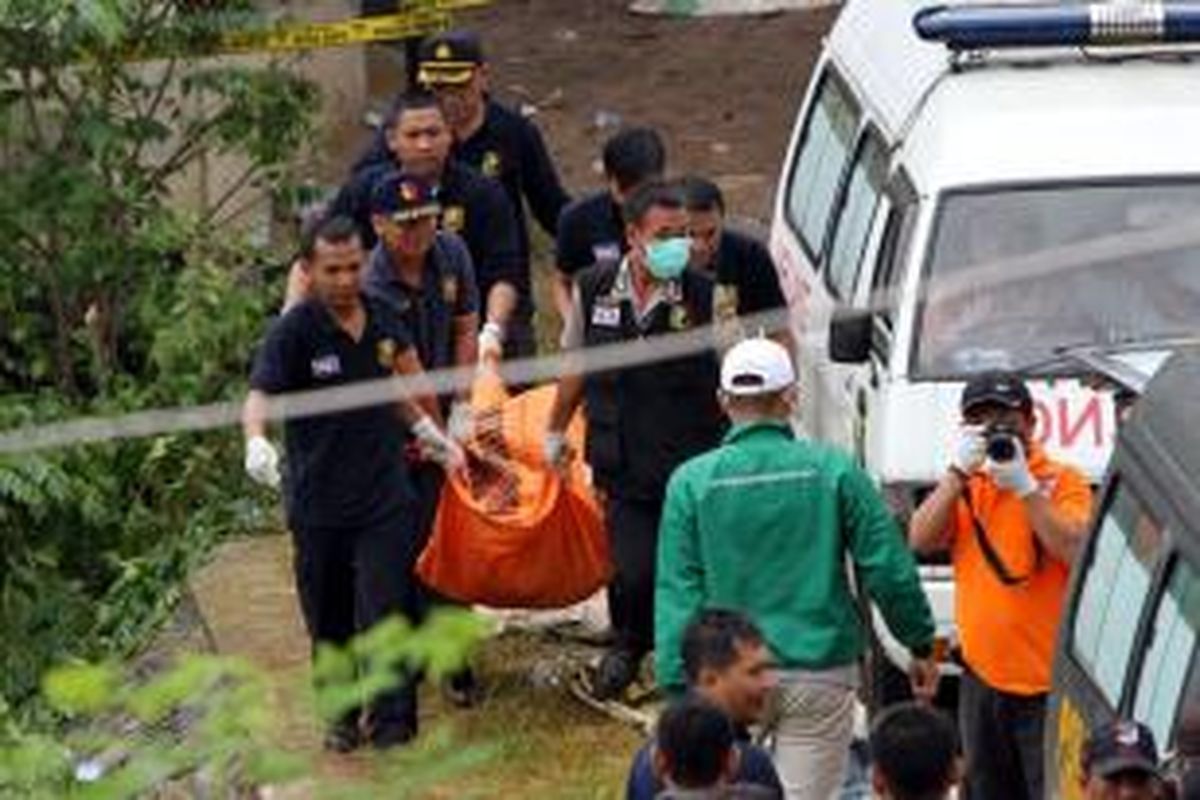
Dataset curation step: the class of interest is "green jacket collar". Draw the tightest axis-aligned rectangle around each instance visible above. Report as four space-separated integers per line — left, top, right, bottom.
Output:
722 419 795 445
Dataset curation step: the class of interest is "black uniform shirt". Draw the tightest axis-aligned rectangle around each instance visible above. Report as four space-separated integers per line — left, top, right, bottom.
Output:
555 190 626 278
456 100 570 252
363 233 479 371
249 296 415 530
349 99 570 262
329 159 527 314
711 229 787 317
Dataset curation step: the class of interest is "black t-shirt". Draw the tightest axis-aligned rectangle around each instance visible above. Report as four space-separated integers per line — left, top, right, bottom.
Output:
712 229 787 316
456 100 571 251
347 98 570 259
249 296 415 530
555 190 626 278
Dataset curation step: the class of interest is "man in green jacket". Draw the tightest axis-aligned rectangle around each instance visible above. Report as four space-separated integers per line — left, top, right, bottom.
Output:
655 337 939 800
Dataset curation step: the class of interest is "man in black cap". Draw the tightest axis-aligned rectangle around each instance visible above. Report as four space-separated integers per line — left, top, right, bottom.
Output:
362 170 489 707
553 126 666 326
352 31 571 360
325 92 529 362
354 31 570 246
1082 720 1166 799
909 370 1092 800
416 31 571 264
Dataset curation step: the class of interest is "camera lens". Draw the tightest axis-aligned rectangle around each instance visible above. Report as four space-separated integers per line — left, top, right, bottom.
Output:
987 433 1017 462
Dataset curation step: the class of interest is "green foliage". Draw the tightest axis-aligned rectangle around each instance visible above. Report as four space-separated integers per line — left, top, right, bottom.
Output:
0 0 317 726
0 0 314 395
0 611 494 799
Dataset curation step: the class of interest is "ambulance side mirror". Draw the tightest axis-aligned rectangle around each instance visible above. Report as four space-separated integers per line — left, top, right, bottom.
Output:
829 308 872 364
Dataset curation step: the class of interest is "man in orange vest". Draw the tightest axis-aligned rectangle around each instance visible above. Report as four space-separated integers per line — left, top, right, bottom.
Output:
909 371 1092 800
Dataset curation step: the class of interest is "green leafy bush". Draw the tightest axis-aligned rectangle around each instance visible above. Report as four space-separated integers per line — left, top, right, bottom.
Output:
0 610 493 798
0 0 318 721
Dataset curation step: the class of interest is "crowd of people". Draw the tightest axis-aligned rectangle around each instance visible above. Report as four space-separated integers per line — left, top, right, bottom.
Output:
238 26 1190 799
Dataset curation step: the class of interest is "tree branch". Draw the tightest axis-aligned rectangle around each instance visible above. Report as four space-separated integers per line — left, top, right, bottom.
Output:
200 163 259 228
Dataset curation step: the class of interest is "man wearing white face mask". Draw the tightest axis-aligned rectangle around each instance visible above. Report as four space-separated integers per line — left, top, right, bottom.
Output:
547 179 728 702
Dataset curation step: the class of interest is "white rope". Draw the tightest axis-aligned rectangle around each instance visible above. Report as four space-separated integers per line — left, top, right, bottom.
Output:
1 213 1198 456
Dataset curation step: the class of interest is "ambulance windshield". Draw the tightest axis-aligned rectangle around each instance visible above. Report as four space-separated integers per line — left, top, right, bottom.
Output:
915 181 1200 378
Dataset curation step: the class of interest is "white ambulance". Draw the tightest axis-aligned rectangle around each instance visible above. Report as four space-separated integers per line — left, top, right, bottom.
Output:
768 0 1200 695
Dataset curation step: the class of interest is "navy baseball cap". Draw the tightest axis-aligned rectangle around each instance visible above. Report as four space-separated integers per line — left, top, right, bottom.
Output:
960 371 1033 414
1083 720 1162 780
418 30 484 86
369 172 441 223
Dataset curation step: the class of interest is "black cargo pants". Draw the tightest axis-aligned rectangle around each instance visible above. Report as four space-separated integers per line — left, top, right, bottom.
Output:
292 508 423 735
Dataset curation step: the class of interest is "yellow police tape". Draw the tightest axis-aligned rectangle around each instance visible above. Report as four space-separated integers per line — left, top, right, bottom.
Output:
207 1 492 57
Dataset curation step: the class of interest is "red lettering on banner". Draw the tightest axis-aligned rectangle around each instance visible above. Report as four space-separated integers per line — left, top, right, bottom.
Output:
1060 396 1104 448
1034 400 1052 445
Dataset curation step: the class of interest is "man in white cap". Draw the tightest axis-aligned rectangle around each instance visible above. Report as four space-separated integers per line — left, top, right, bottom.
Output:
655 337 939 800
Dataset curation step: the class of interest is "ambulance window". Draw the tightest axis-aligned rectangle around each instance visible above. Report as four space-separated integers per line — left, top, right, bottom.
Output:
785 69 860 260
1072 484 1163 706
873 200 916 335
825 131 888 300
1134 559 1200 747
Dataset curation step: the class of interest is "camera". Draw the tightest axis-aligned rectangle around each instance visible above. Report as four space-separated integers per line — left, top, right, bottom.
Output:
985 424 1020 462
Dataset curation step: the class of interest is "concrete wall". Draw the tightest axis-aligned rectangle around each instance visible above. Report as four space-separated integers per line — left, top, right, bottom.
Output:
181 0 376 243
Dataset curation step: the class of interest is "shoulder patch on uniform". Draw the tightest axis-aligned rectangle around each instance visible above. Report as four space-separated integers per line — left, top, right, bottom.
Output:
593 242 621 266
442 275 459 305
714 284 739 320
443 206 465 232
311 353 342 379
376 337 397 369
591 303 621 328
481 150 501 177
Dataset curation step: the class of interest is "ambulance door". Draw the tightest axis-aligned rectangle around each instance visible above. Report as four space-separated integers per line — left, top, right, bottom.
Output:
771 65 864 435
814 126 891 452
860 173 919 471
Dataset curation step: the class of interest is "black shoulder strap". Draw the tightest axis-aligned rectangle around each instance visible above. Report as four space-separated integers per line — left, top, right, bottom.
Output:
960 484 1043 586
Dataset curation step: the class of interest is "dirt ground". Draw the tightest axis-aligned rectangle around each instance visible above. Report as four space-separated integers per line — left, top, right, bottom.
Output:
353 0 837 225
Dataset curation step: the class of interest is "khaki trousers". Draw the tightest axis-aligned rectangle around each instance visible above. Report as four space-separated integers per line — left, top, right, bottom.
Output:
763 672 858 800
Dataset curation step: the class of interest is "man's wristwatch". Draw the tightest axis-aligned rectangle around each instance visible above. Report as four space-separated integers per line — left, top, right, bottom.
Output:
911 643 934 660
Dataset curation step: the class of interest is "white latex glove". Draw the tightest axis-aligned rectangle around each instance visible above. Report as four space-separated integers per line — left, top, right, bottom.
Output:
447 401 474 443
988 437 1038 497
478 321 504 362
953 424 987 474
413 416 466 472
244 435 280 489
543 430 568 471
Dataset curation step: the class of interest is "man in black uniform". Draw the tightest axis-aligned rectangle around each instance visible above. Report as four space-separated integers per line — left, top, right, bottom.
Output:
363 170 486 706
327 92 530 360
553 127 666 326
352 31 570 254
680 176 793 353
242 215 461 751
417 31 570 258
545 180 727 701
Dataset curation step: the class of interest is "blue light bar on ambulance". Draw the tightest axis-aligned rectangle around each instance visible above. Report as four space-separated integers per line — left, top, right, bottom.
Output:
914 3 1200 51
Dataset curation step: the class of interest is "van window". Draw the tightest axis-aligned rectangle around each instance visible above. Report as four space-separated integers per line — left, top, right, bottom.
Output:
1133 558 1200 746
1072 484 1163 706
785 69 860 260
872 175 918 339
825 131 888 301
